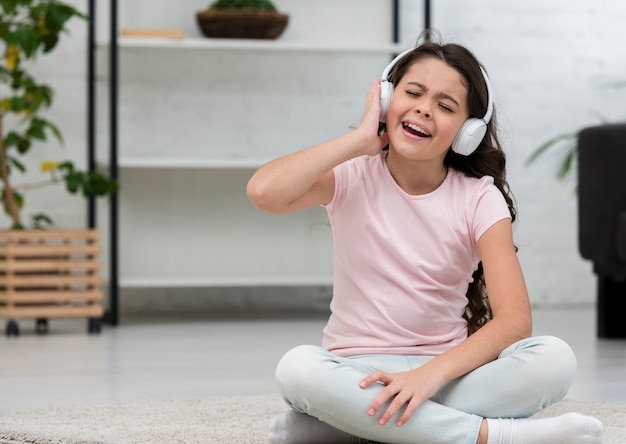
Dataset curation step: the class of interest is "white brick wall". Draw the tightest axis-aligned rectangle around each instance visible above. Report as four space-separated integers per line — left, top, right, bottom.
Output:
426 0 626 305
8 0 625 308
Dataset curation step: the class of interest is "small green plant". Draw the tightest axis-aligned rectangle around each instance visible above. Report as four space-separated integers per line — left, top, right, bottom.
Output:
525 131 579 184
526 79 625 188
208 0 278 11
0 0 117 229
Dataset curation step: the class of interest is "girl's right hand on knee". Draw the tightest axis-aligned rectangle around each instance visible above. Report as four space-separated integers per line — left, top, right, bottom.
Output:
360 368 442 427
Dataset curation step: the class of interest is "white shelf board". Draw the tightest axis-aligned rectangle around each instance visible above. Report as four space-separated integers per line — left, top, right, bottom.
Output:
116 36 406 54
119 276 333 288
116 157 268 169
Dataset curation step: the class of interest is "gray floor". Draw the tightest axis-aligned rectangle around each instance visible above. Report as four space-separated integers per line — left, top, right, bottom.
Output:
0 306 625 415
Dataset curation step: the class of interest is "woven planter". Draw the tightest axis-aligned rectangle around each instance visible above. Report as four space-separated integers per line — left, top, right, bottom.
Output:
0 229 105 337
196 10 289 39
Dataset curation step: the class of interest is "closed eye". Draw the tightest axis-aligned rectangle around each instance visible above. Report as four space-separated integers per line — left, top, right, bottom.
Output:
406 90 455 112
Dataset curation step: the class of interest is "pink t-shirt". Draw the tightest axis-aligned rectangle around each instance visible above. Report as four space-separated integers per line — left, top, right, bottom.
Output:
322 153 512 357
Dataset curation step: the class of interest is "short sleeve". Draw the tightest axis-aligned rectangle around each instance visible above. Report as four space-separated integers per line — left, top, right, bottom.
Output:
471 176 512 242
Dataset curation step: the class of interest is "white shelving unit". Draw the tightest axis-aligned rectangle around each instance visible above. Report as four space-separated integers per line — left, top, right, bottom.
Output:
99 1 414 316
116 165 334 289
118 36 404 54
117 157 265 170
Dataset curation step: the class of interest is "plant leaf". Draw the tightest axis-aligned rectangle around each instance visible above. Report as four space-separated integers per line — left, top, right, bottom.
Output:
26 117 47 140
31 212 54 229
557 144 578 181
9 155 26 173
526 132 577 166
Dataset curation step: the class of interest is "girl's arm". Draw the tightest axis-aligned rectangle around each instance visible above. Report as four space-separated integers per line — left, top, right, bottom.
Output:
247 80 389 214
360 217 533 426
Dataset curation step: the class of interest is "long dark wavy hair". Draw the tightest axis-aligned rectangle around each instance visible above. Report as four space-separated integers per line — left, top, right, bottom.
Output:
388 33 518 335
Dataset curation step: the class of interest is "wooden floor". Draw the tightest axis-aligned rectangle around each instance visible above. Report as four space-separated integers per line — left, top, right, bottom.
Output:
0 306 625 415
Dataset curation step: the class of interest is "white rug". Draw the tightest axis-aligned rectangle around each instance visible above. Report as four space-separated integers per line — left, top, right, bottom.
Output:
0 393 624 443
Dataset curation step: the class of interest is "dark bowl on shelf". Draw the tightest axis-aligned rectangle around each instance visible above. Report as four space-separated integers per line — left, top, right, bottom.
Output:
196 10 289 40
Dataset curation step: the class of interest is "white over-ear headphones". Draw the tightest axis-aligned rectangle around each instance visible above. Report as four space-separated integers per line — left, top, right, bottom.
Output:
379 48 413 124
379 48 494 156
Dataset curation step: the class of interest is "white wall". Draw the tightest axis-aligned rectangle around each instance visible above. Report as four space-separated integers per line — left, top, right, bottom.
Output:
9 0 625 308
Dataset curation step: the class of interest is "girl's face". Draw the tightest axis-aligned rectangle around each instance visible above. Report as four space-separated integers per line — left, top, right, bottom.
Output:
386 57 470 163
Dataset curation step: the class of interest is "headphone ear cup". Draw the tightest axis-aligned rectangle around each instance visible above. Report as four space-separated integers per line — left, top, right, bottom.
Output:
379 80 394 123
451 118 487 156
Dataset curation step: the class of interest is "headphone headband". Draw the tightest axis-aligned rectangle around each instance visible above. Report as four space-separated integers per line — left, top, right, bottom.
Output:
479 66 493 124
380 48 414 83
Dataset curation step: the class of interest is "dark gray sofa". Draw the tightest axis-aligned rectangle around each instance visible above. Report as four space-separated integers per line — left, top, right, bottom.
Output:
578 123 626 338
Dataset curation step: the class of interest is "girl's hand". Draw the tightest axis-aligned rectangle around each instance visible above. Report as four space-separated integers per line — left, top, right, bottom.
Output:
353 79 389 156
359 367 444 427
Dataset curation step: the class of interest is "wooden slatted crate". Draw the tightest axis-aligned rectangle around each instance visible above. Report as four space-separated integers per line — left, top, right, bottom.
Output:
0 229 105 336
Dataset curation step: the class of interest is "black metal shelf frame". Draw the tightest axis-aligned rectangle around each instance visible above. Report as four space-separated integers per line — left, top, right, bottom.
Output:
86 0 118 325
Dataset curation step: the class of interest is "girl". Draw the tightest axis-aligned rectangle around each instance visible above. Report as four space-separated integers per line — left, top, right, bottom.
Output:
246 34 604 444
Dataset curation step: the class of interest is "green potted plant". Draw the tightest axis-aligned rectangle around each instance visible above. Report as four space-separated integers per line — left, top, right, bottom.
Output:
526 79 625 189
1 0 117 230
196 0 289 40
0 0 117 336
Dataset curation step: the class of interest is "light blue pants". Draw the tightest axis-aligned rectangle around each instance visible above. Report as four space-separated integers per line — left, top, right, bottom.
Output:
275 336 577 444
